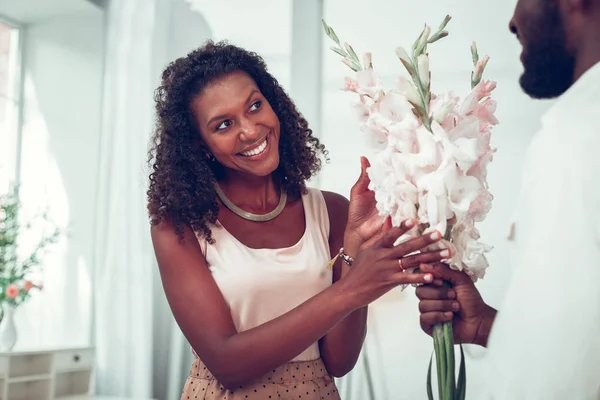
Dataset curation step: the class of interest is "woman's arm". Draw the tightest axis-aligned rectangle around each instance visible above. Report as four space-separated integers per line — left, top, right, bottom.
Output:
318 191 368 377
153 220 361 389
153 217 442 389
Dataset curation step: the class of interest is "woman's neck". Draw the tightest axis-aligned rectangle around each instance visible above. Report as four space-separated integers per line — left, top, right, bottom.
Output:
217 171 281 211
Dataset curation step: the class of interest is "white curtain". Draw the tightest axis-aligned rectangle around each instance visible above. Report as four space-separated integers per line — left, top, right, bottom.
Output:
93 0 211 398
93 0 157 396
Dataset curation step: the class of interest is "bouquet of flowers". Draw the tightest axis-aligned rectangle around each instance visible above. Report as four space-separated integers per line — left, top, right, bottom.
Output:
0 185 61 308
323 15 498 400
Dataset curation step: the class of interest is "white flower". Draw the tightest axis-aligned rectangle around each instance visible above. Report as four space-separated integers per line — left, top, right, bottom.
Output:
360 115 390 151
430 92 460 127
400 125 442 174
341 60 498 284
379 91 416 123
355 69 384 100
461 238 492 281
446 168 482 219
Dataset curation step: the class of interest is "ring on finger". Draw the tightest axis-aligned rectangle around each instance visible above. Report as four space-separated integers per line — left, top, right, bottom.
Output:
398 258 404 269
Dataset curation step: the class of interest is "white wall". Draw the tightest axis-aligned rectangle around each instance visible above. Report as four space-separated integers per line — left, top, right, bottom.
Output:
16 8 104 349
318 1 554 398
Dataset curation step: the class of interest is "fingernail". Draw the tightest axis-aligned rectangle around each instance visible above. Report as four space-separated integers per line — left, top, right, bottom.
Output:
448 290 456 299
430 231 441 240
452 302 460 311
444 312 453 318
440 249 450 258
405 219 415 228
424 274 432 282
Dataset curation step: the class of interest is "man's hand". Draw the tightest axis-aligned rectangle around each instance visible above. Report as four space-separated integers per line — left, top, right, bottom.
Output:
417 263 498 347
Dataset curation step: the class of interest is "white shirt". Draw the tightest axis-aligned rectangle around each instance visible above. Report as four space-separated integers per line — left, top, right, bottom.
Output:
485 62 600 399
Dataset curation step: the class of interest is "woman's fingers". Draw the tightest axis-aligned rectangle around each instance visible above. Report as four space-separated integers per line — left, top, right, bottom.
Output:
387 231 445 259
391 271 433 285
398 250 447 270
377 219 415 247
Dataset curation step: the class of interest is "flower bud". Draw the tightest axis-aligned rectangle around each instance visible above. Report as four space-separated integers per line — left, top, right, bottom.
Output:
417 54 430 88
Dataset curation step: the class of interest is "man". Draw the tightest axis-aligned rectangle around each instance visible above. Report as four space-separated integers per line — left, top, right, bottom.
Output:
416 0 600 398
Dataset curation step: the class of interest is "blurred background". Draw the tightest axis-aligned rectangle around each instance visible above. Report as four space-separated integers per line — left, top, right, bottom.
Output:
0 0 553 399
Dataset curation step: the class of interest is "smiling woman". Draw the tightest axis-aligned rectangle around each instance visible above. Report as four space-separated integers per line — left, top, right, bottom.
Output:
147 40 447 400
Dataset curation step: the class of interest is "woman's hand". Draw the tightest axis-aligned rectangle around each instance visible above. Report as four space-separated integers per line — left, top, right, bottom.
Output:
339 220 449 310
344 157 387 255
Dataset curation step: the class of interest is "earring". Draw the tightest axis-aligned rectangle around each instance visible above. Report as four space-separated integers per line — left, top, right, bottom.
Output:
205 152 216 162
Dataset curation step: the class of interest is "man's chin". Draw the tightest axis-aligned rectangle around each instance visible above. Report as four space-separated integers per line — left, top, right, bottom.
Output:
519 68 572 100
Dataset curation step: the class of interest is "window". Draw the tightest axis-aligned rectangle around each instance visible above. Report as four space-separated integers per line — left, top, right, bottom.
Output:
0 18 21 192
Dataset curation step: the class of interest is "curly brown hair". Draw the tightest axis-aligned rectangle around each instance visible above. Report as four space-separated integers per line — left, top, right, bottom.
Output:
147 40 328 243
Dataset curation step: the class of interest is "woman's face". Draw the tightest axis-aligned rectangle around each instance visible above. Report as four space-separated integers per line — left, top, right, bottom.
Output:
192 70 281 179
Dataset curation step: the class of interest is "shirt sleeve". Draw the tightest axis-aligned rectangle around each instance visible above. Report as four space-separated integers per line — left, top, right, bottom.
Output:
484 133 600 399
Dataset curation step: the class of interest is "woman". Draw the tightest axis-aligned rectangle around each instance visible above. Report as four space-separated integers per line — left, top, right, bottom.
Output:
147 41 448 400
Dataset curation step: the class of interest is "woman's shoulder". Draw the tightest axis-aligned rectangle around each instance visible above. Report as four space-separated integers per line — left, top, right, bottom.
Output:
311 189 349 236
317 189 349 209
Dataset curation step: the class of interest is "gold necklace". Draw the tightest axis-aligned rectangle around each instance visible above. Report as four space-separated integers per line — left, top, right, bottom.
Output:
214 183 287 222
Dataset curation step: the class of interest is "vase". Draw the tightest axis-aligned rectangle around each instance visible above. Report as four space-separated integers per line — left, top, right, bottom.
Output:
0 303 17 351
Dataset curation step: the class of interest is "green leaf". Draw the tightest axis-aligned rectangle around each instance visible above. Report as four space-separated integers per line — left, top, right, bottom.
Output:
321 19 330 35
331 46 347 58
321 20 340 45
344 42 360 64
457 345 467 400
428 31 449 44
427 352 434 400
437 15 452 32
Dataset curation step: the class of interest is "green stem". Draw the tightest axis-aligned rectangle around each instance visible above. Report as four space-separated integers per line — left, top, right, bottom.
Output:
433 323 446 399
444 321 456 399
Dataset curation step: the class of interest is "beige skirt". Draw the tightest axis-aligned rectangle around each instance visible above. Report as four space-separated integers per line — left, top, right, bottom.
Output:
181 356 341 400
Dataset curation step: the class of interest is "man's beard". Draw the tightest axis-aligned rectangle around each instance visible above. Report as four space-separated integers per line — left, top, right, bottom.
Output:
519 3 576 99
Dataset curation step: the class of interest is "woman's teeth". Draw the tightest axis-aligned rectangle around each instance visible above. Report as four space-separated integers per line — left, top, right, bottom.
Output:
240 138 267 157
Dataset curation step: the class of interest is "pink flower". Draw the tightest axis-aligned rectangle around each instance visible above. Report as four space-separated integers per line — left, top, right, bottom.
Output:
6 284 20 299
467 189 494 222
23 281 34 293
467 148 496 183
461 80 497 115
355 69 383 100
343 77 358 92
473 98 499 130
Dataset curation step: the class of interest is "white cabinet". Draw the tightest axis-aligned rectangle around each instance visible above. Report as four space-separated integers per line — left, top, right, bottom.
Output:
0 347 94 400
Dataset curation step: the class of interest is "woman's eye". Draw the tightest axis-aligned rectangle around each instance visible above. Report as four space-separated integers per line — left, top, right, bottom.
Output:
216 120 231 131
249 100 262 112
